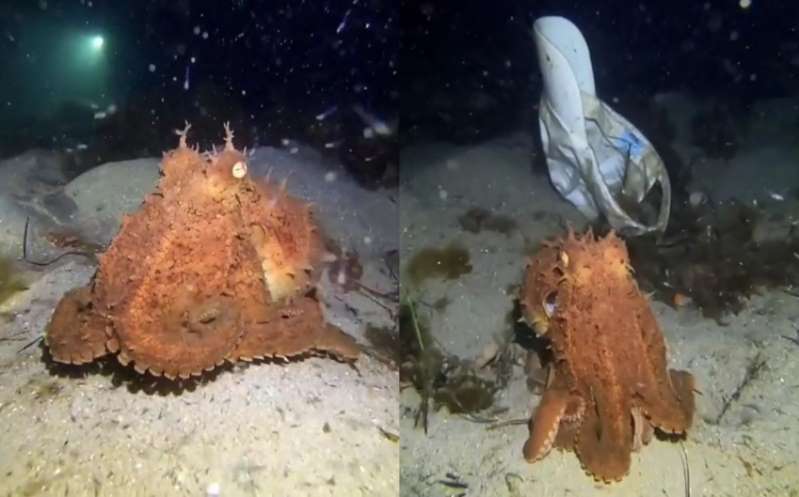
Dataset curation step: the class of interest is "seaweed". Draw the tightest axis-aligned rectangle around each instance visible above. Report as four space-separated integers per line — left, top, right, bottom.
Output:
0 256 28 307
624 199 799 322
433 370 495 414
399 296 499 433
405 243 472 287
399 298 444 432
458 207 518 236
364 324 400 368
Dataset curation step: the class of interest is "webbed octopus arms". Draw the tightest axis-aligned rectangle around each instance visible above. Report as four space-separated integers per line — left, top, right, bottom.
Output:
45 122 359 380
519 229 695 483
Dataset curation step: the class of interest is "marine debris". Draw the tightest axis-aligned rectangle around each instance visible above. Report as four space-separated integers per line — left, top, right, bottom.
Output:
44 123 359 380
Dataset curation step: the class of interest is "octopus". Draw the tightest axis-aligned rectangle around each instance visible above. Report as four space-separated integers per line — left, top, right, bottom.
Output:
45 123 359 380
519 229 695 482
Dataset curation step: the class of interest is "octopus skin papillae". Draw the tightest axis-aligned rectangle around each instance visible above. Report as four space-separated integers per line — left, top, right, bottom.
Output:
519 229 695 482
45 123 359 380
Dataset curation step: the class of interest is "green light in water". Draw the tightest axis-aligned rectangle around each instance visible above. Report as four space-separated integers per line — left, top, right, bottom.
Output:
90 35 104 50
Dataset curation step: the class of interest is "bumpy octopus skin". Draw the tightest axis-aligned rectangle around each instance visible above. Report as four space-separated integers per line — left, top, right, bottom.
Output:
519 229 695 483
45 123 359 380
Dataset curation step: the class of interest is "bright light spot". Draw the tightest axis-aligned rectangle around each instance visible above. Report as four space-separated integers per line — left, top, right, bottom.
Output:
74 33 106 66
739 0 751 8
148 63 156 72
91 35 104 50
206 482 221 497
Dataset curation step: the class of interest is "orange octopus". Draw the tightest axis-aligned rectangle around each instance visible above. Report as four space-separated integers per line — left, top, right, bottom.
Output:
45 123 359 379
519 229 695 482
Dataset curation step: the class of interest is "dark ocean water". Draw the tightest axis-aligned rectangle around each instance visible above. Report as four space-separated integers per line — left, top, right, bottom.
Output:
1 0 398 185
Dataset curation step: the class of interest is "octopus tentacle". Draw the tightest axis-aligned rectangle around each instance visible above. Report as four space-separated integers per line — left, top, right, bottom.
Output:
46 286 110 365
524 388 581 462
638 369 695 434
575 401 633 483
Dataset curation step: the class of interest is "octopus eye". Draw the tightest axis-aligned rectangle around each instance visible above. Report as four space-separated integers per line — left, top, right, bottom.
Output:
231 160 247 179
543 291 558 317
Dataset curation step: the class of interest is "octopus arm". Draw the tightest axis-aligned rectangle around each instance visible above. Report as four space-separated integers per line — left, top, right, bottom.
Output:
574 392 633 483
637 369 695 434
524 384 583 462
45 286 111 365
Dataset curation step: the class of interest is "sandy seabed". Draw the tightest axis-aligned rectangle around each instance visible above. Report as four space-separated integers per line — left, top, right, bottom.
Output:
398 126 799 497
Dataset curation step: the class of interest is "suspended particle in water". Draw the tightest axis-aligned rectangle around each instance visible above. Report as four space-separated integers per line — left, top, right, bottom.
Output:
206 482 220 497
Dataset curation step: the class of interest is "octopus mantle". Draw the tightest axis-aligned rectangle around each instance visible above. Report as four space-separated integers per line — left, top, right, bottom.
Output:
519 229 695 482
45 124 358 380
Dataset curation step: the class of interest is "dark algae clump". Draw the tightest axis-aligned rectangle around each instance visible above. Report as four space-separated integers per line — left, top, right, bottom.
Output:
400 298 497 433
625 199 799 322
405 243 472 287
458 207 518 236
0 257 27 306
